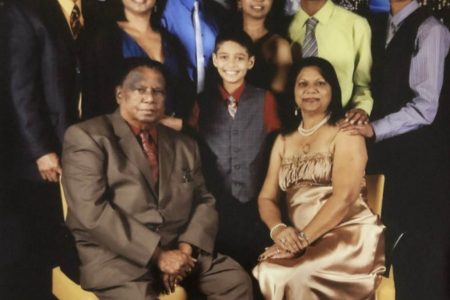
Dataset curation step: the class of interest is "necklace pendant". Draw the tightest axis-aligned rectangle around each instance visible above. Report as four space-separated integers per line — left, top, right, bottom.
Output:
302 143 311 154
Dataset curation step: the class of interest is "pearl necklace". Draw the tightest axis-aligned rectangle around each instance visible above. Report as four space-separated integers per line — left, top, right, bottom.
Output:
298 114 331 137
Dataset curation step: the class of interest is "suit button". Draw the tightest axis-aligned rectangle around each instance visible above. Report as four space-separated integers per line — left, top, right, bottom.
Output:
234 165 240 170
75 67 81 74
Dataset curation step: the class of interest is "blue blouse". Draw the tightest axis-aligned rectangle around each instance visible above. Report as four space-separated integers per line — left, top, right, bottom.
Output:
122 30 185 115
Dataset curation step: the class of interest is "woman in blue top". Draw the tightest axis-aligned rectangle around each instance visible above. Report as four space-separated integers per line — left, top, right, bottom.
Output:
83 0 195 127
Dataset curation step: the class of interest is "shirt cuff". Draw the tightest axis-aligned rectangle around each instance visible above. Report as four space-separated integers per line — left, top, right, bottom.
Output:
371 120 389 142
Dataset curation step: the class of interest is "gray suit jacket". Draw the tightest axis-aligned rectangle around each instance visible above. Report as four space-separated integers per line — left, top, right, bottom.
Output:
62 110 218 290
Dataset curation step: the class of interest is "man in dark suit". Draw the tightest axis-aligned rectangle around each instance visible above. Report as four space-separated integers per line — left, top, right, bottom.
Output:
62 58 253 299
4 0 108 298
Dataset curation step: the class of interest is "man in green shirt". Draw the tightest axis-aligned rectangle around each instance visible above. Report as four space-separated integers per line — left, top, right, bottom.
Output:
289 0 373 124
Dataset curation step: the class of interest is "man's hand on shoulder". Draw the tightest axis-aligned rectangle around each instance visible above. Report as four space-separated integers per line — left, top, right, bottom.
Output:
341 122 375 139
338 108 369 129
36 152 61 182
159 115 183 131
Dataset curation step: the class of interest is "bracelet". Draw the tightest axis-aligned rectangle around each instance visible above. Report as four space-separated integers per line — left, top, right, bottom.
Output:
297 230 310 246
270 223 287 240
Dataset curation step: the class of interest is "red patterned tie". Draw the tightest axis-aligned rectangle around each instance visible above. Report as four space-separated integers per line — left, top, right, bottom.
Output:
139 131 159 184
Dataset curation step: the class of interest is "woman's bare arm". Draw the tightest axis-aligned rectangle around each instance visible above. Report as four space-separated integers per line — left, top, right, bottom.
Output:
258 135 284 231
302 131 367 243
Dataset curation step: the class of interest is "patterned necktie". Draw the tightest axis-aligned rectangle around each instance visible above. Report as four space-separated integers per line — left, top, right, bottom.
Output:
227 96 237 119
193 1 205 93
385 22 397 47
302 17 319 57
139 131 159 185
70 2 82 39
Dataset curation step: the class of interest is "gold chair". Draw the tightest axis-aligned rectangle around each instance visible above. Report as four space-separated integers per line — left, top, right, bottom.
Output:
365 174 395 300
53 182 187 300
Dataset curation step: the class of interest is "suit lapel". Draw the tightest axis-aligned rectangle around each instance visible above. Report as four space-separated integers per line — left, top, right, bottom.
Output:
157 125 175 207
109 111 158 201
41 0 77 52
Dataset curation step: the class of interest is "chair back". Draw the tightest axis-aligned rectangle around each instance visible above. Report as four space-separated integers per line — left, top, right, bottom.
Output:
365 174 396 300
59 179 68 220
366 174 385 215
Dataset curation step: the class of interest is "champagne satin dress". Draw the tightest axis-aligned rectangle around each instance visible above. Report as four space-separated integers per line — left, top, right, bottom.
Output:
253 150 385 300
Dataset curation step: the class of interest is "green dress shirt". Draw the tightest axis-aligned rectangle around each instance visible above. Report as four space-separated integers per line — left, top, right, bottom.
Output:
289 0 373 114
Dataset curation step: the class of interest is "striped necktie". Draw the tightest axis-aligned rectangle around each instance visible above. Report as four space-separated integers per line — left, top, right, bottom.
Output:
302 17 319 57
70 2 82 39
193 1 205 93
227 96 237 119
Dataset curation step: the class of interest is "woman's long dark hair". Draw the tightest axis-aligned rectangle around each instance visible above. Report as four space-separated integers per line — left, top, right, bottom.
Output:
281 57 345 134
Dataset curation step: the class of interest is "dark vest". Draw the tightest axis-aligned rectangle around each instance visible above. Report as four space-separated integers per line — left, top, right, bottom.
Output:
369 7 444 162
369 8 450 235
371 7 431 120
199 84 269 203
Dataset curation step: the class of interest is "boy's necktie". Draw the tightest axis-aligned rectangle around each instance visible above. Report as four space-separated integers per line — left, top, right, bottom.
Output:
227 96 237 119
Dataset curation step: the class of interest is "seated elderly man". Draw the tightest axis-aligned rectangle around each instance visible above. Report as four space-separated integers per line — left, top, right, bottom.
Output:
61 58 252 300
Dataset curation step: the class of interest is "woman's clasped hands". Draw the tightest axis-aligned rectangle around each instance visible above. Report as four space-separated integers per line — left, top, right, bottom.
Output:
259 225 309 261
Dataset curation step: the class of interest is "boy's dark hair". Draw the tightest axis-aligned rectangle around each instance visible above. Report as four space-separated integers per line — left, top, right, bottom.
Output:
115 57 168 87
281 57 345 133
201 29 255 103
214 29 255 57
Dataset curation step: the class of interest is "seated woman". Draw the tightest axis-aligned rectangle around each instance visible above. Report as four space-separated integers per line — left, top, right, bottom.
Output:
83 0 195 128
253 57 385 300
235 0 292 94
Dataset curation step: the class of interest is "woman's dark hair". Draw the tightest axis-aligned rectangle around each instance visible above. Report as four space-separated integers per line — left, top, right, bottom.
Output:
281 57 345 133
214 29 255 57
110 0 165 30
